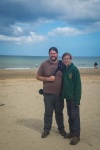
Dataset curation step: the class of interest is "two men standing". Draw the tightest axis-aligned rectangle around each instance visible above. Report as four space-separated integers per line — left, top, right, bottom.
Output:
36 47 82 145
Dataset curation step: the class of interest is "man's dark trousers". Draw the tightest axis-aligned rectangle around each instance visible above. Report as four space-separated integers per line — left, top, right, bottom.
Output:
43 93 64 132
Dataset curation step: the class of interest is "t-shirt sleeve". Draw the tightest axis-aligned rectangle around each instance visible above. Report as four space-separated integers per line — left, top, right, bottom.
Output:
37 63 44 76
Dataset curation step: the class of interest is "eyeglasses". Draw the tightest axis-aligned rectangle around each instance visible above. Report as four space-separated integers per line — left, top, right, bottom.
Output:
63 58 70 60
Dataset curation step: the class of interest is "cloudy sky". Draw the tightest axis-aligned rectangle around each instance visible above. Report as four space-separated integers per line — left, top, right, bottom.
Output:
0 0 100 56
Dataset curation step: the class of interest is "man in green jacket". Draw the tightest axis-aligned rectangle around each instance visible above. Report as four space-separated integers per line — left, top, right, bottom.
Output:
62 52 82 145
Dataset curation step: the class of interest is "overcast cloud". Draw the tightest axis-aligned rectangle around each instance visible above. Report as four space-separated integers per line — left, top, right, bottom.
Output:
0 0 100 44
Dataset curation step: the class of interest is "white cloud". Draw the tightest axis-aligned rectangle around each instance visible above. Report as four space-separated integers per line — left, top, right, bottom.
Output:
48 20 100 37
48 27 83 36
0 32 47 44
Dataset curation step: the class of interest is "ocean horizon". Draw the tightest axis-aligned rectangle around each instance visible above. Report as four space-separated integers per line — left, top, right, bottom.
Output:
0 55 100 69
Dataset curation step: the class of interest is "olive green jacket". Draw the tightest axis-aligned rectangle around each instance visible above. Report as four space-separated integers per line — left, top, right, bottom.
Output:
62 63 82 105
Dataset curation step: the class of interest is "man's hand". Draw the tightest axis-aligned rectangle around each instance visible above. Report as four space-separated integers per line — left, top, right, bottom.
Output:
36 74 55 82
48 75 56 81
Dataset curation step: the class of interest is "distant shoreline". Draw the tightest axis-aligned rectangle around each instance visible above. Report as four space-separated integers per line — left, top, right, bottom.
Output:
0 66 100 70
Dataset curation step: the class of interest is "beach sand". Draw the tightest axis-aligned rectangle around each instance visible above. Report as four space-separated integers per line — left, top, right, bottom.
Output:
0 68 100 150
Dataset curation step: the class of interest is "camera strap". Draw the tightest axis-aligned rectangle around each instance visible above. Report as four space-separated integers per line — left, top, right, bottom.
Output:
53 60 63 76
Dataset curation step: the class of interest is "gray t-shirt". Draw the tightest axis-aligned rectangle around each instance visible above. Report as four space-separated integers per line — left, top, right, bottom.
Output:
37 60 63 94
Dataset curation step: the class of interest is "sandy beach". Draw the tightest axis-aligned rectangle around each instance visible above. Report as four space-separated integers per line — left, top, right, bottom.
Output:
0 68 100 150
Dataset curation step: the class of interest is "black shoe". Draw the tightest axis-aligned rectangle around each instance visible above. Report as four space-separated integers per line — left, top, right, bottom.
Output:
59 129 67 137
70 136 80 145
41 131 50 138
64 132 73 139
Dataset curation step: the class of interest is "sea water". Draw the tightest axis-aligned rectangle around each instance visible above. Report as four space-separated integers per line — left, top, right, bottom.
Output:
0 55 100 69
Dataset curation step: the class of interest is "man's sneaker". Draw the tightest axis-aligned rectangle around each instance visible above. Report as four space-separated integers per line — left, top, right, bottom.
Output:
41 131 50 138
64 132 73 139
70 136 80 145
59 129 67 137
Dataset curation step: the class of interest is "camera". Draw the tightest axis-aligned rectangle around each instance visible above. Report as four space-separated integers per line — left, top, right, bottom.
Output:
39 89 43 95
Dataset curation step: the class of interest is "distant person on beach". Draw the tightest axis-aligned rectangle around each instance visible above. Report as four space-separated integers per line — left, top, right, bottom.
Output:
62 52 82 145
36 47 67 138
94 62 98 68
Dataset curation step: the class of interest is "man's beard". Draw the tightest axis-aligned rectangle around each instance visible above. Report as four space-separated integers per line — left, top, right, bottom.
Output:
50 56 57 62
